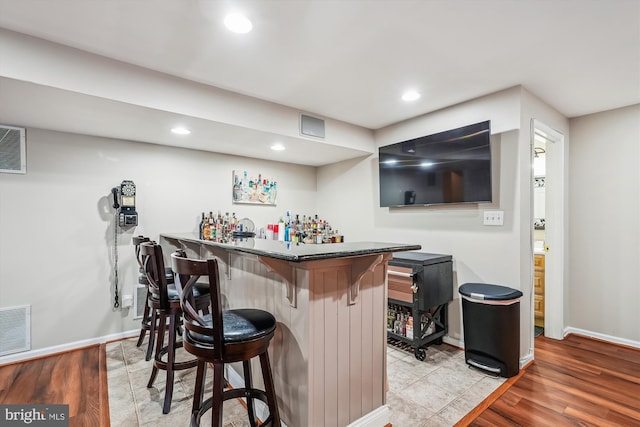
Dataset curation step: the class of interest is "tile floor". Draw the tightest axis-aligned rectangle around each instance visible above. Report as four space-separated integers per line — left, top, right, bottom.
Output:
386 343 505 426
106 337 505 427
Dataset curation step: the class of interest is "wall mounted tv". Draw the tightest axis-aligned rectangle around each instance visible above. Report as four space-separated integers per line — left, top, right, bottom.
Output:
379 120 492 207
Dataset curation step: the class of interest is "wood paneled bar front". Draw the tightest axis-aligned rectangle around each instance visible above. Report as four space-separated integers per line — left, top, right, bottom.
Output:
159 233 420 427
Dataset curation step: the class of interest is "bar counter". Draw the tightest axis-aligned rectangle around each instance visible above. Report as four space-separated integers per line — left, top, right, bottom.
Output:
160 232 420 427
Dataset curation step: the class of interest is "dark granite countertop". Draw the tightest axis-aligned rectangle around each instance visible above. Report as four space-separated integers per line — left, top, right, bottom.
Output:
161 232 421 262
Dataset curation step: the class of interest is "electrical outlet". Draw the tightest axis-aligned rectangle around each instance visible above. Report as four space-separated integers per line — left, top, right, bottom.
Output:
122 294 133 308
483 210 504 226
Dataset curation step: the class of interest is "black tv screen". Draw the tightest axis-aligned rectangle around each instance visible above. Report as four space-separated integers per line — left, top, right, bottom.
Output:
379 121 492 207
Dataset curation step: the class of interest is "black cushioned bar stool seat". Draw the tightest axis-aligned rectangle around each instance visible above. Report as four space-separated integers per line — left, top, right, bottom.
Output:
193 310 276 344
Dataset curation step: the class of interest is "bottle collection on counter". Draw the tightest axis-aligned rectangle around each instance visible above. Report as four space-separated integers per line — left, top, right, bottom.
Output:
198 210 343 244
199 211 242 242
265 211 343 244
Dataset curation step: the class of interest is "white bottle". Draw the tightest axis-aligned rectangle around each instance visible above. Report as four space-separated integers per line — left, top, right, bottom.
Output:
277 218 285 241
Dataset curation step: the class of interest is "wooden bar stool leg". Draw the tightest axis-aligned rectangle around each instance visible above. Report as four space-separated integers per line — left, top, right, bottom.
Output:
163 312 177 414
147 311 166 388
260 351 281 426
136 288 151 347
212 362 225 427
145 304 158 361
243 360 257 427
192 360 206 415
136 304 150 346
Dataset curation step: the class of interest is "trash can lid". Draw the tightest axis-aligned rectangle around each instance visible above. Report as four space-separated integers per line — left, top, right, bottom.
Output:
458 283 523 301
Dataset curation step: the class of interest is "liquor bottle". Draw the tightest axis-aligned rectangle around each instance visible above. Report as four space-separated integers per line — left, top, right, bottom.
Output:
393 314 401 335
203 212 212 240
401 313 406 336
387 305 396 330
199 212 205 239
406 316 414 340
210 212 217 240
277 217 285 241
284 211 291 242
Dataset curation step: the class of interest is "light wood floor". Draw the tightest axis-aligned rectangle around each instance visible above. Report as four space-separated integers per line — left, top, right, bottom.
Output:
0 335 638 427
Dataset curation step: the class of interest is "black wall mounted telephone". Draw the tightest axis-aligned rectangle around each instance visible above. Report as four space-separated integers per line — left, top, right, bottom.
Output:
110 180 138 309
112 180 138 227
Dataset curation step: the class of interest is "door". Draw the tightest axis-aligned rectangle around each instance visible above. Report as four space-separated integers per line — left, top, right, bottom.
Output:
532 120 565 340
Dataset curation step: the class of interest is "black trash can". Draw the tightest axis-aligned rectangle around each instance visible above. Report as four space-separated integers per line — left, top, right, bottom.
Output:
459 283 523 377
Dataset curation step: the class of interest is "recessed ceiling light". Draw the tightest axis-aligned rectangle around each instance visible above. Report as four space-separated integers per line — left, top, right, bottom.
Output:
171 127 191 135
270 143 285 151
224 13 252 34
401 90 421 102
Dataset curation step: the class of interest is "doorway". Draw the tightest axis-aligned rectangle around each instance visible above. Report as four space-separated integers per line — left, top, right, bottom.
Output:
532 136 546 336
531 119 565 340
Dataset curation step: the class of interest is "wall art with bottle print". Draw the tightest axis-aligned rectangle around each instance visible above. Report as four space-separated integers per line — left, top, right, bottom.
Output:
232 170 277 205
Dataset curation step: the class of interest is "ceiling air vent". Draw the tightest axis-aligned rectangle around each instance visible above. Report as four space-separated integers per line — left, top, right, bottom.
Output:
0 125 26 174
300 114 325 139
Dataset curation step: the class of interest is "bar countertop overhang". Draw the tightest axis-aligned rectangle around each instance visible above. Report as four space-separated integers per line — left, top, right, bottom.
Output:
161 232 421 261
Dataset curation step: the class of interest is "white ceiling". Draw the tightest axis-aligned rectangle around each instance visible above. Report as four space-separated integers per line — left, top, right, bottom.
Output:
0 0 639 163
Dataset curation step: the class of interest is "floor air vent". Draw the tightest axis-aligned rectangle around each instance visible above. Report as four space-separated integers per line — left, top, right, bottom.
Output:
0 305 31 356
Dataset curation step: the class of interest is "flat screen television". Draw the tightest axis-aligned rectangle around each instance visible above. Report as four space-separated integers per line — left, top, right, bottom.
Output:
379 120 492 207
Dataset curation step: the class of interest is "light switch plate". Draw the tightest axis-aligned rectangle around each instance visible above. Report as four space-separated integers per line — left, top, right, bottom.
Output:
483 210 504 226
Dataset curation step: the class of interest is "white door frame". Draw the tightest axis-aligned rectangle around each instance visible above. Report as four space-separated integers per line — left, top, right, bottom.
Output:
532 119 566 340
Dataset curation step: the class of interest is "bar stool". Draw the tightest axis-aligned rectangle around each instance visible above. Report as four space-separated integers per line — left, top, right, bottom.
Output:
140 241 208 414
134 236 179 361
133 236 153 353
171 251 281 427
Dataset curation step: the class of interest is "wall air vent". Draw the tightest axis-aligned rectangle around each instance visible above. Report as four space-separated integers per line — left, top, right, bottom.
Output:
134 284 147 320
300 114 325 139
0 125 26 174
0 305 31 356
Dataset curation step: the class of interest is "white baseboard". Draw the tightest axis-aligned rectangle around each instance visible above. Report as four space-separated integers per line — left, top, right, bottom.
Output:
443 335 463 349
347 404 390 427
564 327 640 349
520 352 534 368
0 329 139 366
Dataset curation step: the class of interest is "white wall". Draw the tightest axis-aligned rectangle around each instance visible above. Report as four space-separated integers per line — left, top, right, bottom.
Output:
4 93 638 360
0 128 317 352
320 87 633 362
318 88 532 359
568 104 640 342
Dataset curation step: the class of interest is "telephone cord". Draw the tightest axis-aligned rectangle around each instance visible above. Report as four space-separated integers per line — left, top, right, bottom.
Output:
113 210 120 309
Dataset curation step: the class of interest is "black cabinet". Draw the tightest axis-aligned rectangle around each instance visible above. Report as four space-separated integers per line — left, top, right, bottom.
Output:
387 252 453 360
